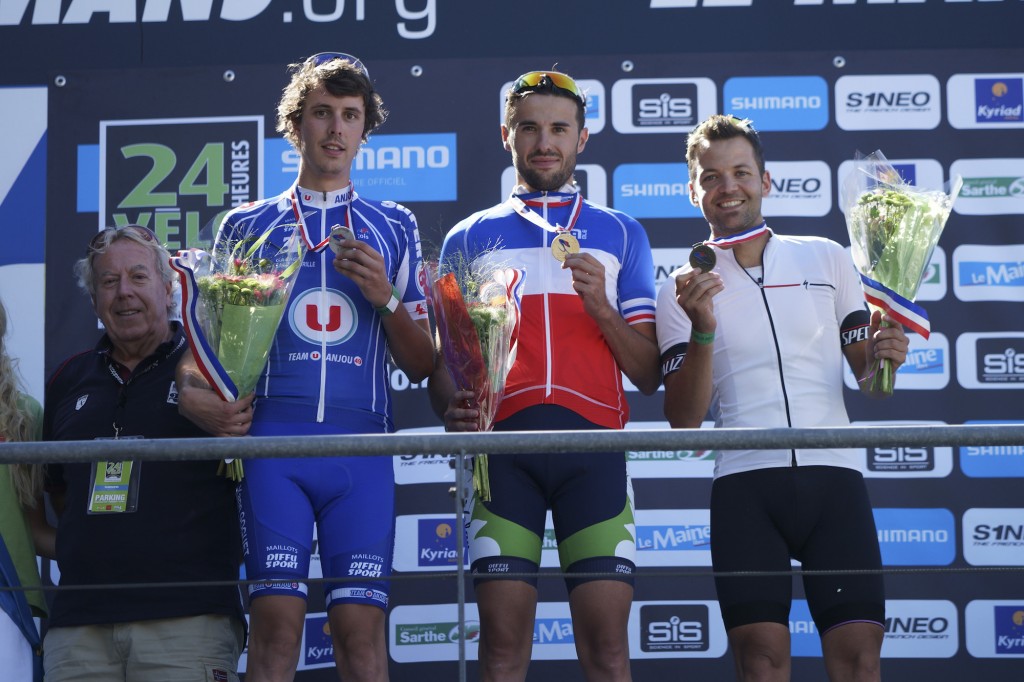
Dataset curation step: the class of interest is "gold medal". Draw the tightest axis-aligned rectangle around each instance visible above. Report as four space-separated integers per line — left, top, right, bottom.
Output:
551 232 580 262
689 242 716 273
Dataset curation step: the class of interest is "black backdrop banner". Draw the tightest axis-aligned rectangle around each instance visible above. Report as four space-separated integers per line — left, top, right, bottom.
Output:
12 0 1017 674
44 43 1024 678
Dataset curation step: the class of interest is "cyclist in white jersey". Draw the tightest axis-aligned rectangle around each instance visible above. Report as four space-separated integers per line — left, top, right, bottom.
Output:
656 115 908 682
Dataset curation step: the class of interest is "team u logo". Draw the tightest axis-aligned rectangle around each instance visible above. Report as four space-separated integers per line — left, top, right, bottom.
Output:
288 288 358 345
306 304 342 332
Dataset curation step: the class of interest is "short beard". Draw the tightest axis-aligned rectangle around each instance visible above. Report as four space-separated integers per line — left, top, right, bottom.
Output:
516 157 574 193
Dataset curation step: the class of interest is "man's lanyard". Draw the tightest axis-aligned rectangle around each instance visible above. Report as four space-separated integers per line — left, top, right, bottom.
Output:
507 192 583 235
289 183 354 253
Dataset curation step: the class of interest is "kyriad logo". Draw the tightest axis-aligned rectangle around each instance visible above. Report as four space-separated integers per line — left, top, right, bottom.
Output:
611 78 716 134
953 244 1024 302
762 161 831 217
874 508 956 566
882 600 959 659
303 615 335 668
962 508 1024 566
948 74 1024 129
843 331 949 391
959 419 1024 478
497 78 606 134
393 515 468 572
974 78 1024 123
993 606 1024 655
723 76 828 131
965 601 1024 658
853 420 953 479
836 74 941 130
955 332 1024 389
949 158 1024 215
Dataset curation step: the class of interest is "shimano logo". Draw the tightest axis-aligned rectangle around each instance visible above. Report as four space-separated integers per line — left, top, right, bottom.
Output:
877 529 949 543
731 95 821 111
355 145 451 171
620 183 688 197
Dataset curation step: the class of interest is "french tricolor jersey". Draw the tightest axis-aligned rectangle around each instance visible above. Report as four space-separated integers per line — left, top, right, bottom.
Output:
216 182 427 432
441 188 656 429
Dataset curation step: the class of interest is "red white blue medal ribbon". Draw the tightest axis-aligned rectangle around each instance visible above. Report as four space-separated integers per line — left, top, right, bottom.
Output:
507 191 583 235
169 249 241 401
290 184 353 253
704 221 769 248
859 274 930 339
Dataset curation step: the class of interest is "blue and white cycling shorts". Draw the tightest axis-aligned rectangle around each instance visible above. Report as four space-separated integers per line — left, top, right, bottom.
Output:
238 420 395 612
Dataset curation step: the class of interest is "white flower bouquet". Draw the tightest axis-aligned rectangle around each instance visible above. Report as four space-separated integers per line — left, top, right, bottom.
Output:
841 150 961 396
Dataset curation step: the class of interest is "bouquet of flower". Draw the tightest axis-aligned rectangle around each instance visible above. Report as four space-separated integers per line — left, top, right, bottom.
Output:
169 225 305 479
841 150 961 396
430 251 525 501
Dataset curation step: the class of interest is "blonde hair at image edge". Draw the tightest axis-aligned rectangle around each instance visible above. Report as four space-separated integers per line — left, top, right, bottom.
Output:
0 299 43 507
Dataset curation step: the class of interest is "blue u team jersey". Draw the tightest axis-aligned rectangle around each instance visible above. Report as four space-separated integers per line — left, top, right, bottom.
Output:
215 182 428 433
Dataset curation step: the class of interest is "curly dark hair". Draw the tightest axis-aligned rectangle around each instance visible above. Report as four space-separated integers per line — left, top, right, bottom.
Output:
276 55 387 148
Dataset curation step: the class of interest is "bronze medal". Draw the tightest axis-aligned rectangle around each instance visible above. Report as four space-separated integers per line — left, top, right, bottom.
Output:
551 232 580 262
689 242 716 272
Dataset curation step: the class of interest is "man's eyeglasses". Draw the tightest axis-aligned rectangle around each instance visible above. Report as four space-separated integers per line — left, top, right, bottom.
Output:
87 225 158 255
511 71 585 105
307 52 370 79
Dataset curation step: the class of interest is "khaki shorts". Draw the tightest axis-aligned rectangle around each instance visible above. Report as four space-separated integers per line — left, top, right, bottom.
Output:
44 614 243 682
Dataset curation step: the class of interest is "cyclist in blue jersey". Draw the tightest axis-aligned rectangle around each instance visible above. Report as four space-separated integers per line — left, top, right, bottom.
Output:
430 70 660 682
657 115 909 682
178 53 434 682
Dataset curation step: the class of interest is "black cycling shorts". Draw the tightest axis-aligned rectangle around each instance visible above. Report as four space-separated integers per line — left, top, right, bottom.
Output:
711 465 884 634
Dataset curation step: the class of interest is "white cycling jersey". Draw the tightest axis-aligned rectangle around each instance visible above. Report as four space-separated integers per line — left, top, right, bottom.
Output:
656 231 871 479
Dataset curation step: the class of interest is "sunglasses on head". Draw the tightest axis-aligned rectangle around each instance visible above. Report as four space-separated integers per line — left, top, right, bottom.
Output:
511 71 585 105
87 224 158 255
306 52 370 79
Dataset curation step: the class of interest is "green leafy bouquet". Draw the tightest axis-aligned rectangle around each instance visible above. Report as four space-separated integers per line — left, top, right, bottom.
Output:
842 150 961 396
430 252 526 501
170 225 305 479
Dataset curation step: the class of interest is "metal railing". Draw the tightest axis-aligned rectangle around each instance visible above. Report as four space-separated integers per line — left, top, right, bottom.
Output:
4 423 1023 679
